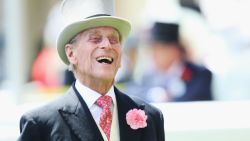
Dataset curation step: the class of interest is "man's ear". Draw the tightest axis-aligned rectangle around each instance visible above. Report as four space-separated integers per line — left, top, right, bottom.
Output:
65 44 77 64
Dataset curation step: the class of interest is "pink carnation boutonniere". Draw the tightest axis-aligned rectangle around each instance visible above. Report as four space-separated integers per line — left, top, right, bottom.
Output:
126 108 148 130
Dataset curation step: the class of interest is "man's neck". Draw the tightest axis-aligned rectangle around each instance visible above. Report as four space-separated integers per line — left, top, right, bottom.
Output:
77 77 113 95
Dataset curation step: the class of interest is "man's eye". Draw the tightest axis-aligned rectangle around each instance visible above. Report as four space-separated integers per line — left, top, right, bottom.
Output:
90 37 101 43
109 37 119 44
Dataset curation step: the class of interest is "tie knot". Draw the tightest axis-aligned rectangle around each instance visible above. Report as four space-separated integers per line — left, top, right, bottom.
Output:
95 95 112 109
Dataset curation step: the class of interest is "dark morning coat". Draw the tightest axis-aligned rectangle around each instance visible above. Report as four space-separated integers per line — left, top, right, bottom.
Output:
18 85 165 141
139 61 213 102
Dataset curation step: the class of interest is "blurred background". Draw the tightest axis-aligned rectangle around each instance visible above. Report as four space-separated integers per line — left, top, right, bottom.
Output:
1 0 250 141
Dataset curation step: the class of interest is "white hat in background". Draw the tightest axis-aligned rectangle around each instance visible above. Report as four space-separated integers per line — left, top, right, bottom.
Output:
57 0 131 65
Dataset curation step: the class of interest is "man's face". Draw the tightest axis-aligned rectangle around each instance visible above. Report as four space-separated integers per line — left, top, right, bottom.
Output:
151 42 181 71
67 26 122 82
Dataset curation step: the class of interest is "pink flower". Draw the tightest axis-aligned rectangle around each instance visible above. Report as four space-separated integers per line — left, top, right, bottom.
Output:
126 108 148 130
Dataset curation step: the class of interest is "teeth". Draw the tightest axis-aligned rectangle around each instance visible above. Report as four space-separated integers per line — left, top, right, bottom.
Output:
96 56 113 64
96 56 112 62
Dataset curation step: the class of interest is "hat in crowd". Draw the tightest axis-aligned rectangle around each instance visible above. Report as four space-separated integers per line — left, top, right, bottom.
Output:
151 22 179 43
57 0 131 65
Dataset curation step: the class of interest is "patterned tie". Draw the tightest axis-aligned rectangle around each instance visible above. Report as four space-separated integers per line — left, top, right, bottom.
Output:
95 95 113 141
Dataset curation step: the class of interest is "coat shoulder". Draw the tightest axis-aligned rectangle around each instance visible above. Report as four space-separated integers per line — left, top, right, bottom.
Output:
20 88 76 124
186 62 212 75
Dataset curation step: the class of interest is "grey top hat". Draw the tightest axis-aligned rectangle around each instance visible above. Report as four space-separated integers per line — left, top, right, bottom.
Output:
57 0 131 65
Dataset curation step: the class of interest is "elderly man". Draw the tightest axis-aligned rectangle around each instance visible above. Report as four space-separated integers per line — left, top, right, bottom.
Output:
18 0 164 141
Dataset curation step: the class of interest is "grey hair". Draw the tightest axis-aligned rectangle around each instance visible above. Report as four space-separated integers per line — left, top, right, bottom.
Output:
67 63 74 71
67 63 77 78
66 32 83 77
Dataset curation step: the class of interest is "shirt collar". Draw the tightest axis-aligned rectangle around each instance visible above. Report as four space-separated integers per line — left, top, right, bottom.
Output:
75 79 116 108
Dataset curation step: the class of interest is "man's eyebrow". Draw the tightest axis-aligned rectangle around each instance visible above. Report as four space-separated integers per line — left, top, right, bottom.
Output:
87 30 101 36
111 31 120 36
85 28 120 39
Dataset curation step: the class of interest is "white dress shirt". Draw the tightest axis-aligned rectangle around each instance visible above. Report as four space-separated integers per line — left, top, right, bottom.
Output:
75 80 120 141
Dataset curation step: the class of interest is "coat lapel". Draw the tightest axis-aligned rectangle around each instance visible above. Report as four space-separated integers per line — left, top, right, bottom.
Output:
59 87 103 141
114 87 144 141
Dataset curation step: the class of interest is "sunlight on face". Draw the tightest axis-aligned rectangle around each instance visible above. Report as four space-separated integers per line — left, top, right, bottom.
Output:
72 26 122 82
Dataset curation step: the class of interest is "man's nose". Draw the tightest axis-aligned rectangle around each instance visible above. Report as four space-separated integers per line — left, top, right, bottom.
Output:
100 37 111 49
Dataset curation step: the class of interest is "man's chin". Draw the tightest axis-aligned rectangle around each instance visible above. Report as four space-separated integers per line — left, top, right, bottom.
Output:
95 72 116 81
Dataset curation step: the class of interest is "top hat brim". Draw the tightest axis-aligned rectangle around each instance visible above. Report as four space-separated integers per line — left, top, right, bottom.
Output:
57 16 131 65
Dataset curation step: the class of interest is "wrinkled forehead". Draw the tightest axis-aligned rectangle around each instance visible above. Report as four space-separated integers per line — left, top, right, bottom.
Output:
82 26 120 37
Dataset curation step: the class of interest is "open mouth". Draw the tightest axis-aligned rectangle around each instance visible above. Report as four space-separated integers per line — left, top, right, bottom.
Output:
96 56 114 64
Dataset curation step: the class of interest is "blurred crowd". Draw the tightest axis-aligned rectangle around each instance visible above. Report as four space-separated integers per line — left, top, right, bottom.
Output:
1 0 250 103
0 0 4 84
116 22 212 103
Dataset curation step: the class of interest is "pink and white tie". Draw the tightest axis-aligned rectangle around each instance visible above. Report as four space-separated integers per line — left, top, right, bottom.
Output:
95 95 112 141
